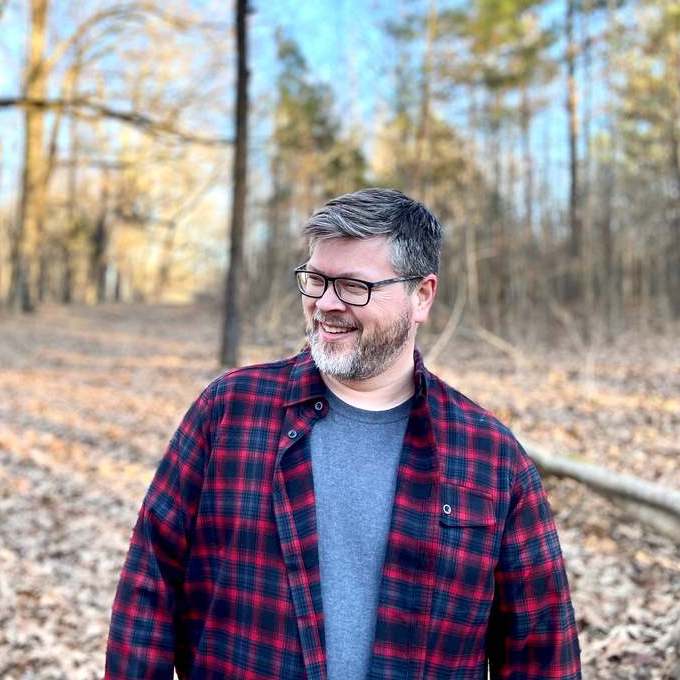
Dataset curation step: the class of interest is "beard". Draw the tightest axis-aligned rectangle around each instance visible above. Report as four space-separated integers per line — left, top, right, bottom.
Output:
306 308 412 380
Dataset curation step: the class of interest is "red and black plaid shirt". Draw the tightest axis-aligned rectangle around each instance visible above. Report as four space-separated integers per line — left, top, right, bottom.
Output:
105 348 581 679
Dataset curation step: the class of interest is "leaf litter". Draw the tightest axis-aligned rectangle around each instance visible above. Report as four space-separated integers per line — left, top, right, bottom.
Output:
0 303 678 679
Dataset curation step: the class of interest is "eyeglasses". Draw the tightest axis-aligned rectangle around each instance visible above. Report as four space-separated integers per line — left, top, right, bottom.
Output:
294 265 423 307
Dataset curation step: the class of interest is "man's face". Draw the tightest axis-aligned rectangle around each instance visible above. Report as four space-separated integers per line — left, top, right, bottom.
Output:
302 237 417 381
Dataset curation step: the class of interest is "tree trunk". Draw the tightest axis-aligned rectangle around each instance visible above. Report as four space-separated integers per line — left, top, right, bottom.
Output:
520 86 533 238
220 0 249 366
565 0 581 301
465 88 480 326
525 440 680 541
598 159 616 335
265 154 288 307
62 50 83 305
154 221 177 302
518 89 534 338
580 0 594 342
412 0 436 201
60 243 73 304
113 267 122 302
668 117 680 318
11 0 49 312
497 120 510 338
484 93 504 335
90 168 110 303
465 219 479 325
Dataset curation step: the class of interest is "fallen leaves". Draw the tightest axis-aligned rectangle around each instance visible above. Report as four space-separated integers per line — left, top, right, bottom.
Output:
0 303 678 679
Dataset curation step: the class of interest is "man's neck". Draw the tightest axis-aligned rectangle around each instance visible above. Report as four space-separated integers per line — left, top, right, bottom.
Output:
320 347 416 411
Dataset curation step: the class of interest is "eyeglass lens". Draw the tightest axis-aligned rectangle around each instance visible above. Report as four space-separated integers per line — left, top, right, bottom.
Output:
296 272 370 305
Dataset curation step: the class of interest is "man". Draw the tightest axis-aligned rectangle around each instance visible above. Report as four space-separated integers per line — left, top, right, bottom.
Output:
105 188 581 679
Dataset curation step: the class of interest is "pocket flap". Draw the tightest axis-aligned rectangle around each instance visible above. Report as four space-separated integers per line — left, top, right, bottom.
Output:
440 485 495 527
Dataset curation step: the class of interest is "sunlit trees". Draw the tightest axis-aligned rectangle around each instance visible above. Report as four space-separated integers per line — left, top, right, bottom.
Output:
2 0 232 310
615 0 680 320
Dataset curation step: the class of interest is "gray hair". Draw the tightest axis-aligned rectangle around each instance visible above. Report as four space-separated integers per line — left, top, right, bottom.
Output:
302 187 442 277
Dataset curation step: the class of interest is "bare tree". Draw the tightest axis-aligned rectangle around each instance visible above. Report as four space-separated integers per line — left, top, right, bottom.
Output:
10 0 49 312
2 1 232 310
220 0 249 366
565 0 582 299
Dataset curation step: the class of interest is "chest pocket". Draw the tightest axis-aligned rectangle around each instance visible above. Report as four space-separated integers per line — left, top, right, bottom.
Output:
434 485 499 631
439 485 495 527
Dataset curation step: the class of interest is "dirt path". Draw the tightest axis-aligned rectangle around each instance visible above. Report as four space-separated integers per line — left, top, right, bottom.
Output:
1 304 678 678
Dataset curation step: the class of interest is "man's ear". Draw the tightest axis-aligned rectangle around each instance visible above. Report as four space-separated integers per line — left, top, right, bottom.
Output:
413 274 438 324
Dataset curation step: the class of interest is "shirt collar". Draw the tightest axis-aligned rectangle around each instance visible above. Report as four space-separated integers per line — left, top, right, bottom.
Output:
283 347 328 407
413 346 429 401
284 345 430 407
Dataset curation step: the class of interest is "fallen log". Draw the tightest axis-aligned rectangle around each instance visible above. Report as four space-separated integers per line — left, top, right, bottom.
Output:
521 438 680 541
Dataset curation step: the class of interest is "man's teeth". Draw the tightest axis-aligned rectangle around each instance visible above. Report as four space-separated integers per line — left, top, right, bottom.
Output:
321 323 354 334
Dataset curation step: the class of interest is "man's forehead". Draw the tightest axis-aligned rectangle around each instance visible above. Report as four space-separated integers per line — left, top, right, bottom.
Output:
307 236 394 274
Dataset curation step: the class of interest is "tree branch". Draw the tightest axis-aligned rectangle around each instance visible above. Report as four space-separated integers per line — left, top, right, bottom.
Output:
40 2 217 77
426 274 466 365
0 97 232 146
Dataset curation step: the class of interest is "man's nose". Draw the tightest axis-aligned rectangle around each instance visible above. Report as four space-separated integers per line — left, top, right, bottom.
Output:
315 283 347 312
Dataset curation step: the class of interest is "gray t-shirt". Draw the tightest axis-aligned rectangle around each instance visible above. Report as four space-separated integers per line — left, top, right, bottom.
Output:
309 389 412 680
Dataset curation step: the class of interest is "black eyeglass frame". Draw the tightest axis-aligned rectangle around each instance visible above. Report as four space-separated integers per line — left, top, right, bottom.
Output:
294 265 423 307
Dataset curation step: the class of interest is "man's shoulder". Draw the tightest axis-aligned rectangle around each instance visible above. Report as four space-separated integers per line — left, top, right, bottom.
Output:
425 369 534 492
205 352 300 401
426 370 512 435
425 368 528 463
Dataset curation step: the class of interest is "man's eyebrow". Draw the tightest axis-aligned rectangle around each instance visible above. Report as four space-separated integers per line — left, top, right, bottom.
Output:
305 264 368 279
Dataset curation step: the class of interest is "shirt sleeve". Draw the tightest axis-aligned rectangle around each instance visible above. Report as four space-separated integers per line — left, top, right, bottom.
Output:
487 446 582 679
104 383 215 679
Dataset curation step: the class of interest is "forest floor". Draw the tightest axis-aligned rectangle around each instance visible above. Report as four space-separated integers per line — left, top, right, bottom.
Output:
0 303 679 679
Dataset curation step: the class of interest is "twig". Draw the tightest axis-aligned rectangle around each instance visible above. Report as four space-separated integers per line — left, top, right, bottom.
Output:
425 276 466 365
0 97 232 147
471 324 530 367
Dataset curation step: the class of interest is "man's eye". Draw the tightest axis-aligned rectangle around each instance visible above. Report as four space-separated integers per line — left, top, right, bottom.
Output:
342 281 367 292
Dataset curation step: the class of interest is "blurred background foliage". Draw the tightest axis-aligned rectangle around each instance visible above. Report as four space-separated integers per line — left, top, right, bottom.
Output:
0 0 679 348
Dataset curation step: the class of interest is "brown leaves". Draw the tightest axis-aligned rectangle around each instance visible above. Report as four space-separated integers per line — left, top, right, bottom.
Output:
1 304 679 678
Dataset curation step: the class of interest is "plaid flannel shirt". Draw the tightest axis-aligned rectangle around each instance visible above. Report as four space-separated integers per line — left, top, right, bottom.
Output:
105 348 581 679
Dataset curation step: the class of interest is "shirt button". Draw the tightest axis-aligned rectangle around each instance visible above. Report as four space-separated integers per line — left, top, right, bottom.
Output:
442 504 452 515
287 429 298 439
314 401 323 411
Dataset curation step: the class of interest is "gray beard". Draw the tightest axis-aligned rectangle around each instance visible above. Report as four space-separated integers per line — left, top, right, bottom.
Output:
307 309 411 380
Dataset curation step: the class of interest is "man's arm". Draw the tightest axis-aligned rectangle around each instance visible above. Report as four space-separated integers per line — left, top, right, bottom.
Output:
104 385 214 679
487 448 581 679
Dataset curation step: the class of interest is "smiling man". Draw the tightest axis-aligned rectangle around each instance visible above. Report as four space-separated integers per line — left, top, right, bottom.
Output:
299 234 430 405
105 188 581 679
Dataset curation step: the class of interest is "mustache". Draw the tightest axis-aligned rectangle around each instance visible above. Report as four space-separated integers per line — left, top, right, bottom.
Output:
312 312 360 329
